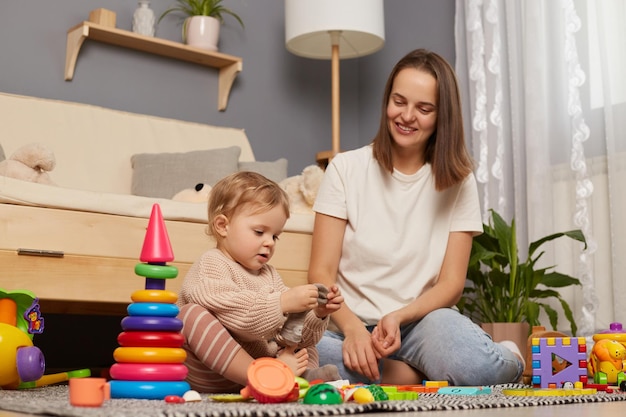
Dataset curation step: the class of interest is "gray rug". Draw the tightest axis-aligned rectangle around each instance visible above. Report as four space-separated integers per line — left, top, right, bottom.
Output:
1 384 626 417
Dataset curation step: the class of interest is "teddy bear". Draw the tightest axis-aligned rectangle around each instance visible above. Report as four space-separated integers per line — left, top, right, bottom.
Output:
0 143 56 185
279 164 324 214
171 183 212 203
171 164 325 210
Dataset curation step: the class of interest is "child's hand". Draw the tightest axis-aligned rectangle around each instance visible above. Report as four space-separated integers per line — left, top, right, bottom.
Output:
281 284 324 314
314 285 343 318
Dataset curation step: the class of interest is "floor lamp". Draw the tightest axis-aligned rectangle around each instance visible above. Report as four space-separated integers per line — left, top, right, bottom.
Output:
285 0 385 167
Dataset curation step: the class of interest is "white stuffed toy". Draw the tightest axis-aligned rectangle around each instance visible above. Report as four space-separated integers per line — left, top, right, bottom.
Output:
172 183 212 203
0 143 56 185
279 164 324 214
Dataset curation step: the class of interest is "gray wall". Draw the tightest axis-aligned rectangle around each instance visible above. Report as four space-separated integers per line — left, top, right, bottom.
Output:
0 0 455 176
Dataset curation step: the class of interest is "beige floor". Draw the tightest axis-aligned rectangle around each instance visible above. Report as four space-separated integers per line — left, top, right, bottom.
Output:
0 401 623 417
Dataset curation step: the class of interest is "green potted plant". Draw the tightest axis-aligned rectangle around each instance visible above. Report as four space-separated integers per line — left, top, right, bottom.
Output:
456 209 587 337
158 0 244 51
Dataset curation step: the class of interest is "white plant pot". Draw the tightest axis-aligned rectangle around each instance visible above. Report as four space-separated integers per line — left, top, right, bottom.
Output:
185 16 220 51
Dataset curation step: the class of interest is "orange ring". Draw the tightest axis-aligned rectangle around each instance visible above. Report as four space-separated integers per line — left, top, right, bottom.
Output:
131 289 178 304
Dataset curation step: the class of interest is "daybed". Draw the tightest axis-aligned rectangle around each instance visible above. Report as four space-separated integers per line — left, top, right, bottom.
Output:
0 92 313 315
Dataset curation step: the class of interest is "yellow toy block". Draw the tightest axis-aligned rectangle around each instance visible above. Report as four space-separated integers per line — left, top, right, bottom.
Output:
424 380 449 387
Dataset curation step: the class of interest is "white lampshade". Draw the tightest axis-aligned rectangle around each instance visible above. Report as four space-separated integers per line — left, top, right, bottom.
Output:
285 0 385 165
285 0 385 60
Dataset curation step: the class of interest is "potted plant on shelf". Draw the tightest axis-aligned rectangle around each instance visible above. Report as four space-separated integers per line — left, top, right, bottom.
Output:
456 209 587 355
158 0 244 52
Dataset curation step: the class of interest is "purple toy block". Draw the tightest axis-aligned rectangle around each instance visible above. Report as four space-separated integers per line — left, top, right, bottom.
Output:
531 337 588 388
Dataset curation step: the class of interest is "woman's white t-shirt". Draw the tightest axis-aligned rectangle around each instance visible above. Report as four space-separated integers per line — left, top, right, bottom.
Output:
313 145 482 325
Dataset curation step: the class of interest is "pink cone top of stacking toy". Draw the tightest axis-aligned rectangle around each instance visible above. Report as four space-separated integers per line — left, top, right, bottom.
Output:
140 204 174 263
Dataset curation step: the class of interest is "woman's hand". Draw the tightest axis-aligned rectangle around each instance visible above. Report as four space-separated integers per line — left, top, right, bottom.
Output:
371 313 402 358
314 285 343 318
342 326 381 381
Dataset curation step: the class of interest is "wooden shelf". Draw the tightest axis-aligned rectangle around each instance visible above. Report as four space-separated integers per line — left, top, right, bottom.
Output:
64 21 242 111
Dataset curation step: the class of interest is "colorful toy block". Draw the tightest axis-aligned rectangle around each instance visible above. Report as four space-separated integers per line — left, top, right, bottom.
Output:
531 336 588 388
424 380 449 387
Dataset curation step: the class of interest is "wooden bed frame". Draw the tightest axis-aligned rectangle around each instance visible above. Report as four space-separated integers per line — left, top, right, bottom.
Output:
0 92 312 315
0 204 311 316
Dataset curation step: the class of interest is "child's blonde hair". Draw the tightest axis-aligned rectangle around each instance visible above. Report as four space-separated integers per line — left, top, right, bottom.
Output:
207 171 290 239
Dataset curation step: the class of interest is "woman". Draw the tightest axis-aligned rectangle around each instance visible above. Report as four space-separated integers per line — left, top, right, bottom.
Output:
309 49 524 386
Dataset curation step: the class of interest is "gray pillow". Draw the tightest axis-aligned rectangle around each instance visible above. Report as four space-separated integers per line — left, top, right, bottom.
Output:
0 143 5 162
131 146 241 199
238 158 288 183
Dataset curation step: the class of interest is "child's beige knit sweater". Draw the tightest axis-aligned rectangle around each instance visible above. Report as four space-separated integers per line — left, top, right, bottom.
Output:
177 248 328 366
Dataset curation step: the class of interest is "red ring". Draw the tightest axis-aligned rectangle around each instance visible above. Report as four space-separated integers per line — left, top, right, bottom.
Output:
117 331 184 348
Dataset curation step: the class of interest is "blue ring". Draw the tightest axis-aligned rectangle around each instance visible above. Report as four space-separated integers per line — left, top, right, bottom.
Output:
109 380 191 400
121 316 183 332
127 303 179 317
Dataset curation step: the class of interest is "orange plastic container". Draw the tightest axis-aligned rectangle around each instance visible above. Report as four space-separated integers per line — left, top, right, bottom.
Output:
240 358 299 403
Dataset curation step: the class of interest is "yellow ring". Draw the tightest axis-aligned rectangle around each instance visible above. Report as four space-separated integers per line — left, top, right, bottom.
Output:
113 347 187 364
131 290 178 304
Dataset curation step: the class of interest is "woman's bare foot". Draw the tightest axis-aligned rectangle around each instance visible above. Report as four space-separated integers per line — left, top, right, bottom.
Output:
302 364 342 382
277 346 308 376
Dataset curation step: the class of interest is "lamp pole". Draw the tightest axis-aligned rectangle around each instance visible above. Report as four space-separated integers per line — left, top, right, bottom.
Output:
285 0 385 167
316 30 342 168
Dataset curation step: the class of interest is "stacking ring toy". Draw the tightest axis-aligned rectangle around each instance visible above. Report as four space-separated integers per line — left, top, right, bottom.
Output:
109 380 190 400
121 316 182 332
134 263 178 279
130 289 178 304
113 347 186 363
127 303 179 317
109 363 188 381
117 331 184 348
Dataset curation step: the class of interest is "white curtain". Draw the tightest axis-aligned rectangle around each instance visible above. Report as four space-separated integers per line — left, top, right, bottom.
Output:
455 0 626 336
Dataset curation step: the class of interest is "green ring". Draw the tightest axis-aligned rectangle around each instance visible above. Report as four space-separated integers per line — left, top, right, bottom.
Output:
134 263 178 279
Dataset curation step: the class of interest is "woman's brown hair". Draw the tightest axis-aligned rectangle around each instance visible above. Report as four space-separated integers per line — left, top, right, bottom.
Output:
372 48 474 191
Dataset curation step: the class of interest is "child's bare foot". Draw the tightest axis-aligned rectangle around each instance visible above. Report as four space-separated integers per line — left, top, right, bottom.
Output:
277 346 308 376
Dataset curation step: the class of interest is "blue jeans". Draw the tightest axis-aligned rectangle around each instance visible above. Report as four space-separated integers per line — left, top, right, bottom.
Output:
317 308 523 385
